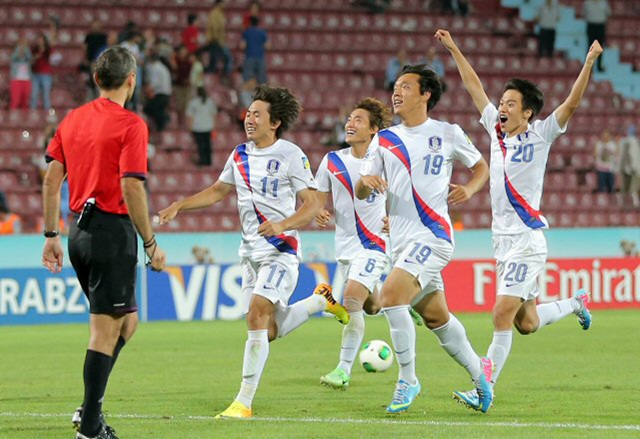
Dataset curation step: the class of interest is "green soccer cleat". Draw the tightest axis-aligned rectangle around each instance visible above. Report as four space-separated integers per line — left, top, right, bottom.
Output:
409 307 424 326
320 367 350 389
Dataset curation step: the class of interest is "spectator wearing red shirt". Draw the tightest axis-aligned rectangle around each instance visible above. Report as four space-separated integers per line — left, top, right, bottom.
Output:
181 13 201 54
30 32 53 110
42 46 166 439
242 1 262 29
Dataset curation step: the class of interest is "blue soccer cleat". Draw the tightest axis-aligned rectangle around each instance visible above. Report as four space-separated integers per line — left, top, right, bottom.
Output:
474 357 493 413
453 388 480 410
574 289 592 330
386 379 421 414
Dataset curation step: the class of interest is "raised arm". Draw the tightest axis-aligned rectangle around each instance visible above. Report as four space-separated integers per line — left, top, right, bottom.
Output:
435 29 490 115
554 40 603 129
157 179 234 224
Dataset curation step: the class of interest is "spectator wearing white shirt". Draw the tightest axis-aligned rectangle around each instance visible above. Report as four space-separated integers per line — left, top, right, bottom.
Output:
143 50 172 132
583 0 610 71
186 87 218 166
536 0 560 58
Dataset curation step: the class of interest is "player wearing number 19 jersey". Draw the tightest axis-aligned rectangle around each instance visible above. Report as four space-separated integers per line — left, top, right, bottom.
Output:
158 85 348 419
356 65 494 414
314 98 393 389
437 29 600 410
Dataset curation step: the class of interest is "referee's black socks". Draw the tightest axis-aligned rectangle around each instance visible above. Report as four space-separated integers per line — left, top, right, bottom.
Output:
111 336 126 372
81 350 112 437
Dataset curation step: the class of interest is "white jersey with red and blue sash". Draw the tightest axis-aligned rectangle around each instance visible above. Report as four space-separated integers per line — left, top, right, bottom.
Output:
219 139 317 262
360 119 482 255
316 147 388 261
479 103 566 235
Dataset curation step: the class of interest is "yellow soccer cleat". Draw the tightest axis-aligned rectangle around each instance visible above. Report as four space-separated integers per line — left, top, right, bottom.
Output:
215 400 252 419
314 283 350 325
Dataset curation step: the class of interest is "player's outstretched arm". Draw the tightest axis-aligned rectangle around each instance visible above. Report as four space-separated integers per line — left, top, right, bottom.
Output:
447 157 489 205
554 40 603 129
258 188 321 237
314 191 331 228
435 29 490 115
157 179 233 225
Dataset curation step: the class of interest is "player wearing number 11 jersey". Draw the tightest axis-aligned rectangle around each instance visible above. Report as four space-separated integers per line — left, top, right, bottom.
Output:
356 65 494 414
158 85 348 419
436 29 600 410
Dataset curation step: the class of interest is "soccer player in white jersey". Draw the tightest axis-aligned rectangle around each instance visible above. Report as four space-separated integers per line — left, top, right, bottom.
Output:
314 98 394 389
436 29 601 410
355 65 494 414
157 84 349 419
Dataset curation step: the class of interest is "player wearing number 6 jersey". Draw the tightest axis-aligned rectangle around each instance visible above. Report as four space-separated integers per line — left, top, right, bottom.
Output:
356 65 494 414
314 98 394 389
158 85 349 419
436 29 600 410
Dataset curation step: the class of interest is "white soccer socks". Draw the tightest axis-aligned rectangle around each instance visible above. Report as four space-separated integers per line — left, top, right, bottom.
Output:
431 314 483 380
383 305 417 385
275 294 326 338
236 329 269 408
487 330 513 386
337 310 365 374
536 298 579 330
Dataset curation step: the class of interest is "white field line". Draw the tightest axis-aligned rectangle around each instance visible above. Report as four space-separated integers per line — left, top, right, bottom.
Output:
1 412 639 432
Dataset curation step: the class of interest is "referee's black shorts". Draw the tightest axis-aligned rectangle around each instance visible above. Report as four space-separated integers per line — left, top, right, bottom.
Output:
69 209 138 315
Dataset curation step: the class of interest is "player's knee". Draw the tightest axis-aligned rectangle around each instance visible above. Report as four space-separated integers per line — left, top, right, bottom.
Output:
363 300 381 315
514 320 538 335
344 296 365 314
424 312 448 330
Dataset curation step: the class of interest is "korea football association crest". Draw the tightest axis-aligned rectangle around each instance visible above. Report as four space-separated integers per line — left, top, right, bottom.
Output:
428 136 443 153
266 159 281 175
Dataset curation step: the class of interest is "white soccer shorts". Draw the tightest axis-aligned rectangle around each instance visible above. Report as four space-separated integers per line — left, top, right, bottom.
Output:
393 235 453 290
240 253 300 314
337 249 390 293
493 229 547 301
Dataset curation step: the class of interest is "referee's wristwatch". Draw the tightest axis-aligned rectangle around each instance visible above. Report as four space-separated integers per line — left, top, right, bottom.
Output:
44 230 59 238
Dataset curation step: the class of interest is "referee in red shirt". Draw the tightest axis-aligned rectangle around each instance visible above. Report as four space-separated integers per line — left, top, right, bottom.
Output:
42 46 166 439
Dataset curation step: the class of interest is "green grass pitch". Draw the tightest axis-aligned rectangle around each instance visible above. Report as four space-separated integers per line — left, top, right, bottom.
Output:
1 310 639 438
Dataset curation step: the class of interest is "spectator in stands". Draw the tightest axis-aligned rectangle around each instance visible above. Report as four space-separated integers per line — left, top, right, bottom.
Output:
243 1 263 29
619 125 640 208
583 0 610 72
594 129 619 193
321 104 349 148
85 21 108 64
120 31 144 111
241 17 270 84
186 87 218 166
417 47 445 77
535 0 560 58
30 32 53 110
117 20 138 44
205 0 233 79
385 49 408 91
190 52 205 95
173 45 193 126
10 39 32 109
192 245 215 264
0 193 22 235
144 50 172 132
182 13 202 54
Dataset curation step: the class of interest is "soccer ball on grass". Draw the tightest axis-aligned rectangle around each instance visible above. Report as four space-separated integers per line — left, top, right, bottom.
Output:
359 340 393 372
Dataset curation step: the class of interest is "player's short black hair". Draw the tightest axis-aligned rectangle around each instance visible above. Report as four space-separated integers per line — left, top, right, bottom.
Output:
252 84 301 138
399 64 447 111
504 78 544 120
93 46 136 90
354 97 393 131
